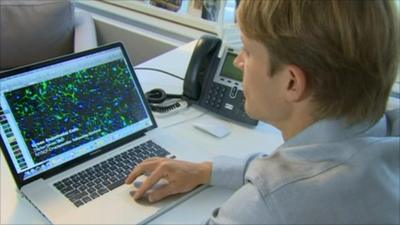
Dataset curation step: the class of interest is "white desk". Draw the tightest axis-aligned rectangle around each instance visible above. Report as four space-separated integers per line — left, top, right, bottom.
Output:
0 42 283 224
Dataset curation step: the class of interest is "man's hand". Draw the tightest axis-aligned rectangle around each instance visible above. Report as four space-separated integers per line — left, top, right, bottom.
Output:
125 157 212 203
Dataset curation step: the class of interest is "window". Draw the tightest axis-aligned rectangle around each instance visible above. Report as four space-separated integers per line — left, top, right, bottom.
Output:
76 0 242 49
103 0 238 31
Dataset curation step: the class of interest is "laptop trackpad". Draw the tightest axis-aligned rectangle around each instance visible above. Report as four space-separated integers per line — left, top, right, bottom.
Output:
128 178 169 204
55 183 178 224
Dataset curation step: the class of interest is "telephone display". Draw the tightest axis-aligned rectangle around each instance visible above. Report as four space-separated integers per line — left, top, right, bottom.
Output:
220 53 242 82
183 35 258 126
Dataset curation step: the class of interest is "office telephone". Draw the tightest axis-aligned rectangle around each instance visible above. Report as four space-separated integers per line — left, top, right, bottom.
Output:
183 35 258 126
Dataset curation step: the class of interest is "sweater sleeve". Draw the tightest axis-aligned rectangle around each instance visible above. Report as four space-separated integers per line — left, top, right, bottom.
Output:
210 153 261 189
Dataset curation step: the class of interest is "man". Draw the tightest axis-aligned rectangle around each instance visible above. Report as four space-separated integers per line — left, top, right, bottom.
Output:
126 0 400 224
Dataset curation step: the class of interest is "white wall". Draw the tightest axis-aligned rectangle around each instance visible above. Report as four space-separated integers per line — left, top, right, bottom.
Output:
75 1 207 65
92 16 178 65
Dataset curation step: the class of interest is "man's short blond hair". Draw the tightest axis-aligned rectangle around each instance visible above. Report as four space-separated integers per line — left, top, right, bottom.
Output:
237 0 399 124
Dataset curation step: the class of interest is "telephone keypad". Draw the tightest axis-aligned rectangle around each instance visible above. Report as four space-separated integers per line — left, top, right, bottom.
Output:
201 83 258 125
204 84 226 109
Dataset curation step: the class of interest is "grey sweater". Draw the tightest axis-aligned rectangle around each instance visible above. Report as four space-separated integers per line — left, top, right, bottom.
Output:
207 109 400 224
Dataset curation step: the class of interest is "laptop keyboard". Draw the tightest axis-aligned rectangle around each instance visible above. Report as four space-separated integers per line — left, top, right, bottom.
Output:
53 140 170 207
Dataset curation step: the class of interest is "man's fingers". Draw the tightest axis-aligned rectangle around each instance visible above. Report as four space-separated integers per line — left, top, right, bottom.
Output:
147 185 176 203
125 164 145 184
125 163 152 184
125 159 163 184
142 157 163 162
133 167 164 200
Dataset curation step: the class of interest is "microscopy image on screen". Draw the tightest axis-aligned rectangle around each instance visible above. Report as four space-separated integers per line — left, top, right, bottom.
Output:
5 59 147 163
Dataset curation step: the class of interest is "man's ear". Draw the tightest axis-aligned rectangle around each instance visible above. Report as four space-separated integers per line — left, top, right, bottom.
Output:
284 65 308 102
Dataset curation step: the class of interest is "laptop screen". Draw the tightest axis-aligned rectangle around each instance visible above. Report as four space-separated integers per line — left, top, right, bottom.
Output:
0 43 156 183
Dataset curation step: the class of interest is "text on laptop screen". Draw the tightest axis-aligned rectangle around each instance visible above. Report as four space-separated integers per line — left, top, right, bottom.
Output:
0 46 154 181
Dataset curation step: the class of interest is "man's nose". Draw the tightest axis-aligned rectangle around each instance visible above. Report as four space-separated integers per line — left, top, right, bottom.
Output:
233 55 244 71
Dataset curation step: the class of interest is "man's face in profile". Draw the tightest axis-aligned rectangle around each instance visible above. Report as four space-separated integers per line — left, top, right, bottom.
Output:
235 34 290 125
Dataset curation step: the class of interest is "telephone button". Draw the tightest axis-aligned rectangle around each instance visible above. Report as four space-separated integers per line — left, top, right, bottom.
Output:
224 103 234 110
230 86 238 98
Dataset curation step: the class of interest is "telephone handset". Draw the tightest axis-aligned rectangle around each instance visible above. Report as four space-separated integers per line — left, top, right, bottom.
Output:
183 35 258 126
183 35 222 101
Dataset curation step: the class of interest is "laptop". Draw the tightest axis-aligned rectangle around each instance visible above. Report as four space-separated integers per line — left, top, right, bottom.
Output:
0 43 199 224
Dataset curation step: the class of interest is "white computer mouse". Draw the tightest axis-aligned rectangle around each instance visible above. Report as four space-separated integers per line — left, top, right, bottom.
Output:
192 122 231 138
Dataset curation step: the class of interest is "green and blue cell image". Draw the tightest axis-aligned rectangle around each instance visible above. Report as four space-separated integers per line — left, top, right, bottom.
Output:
5 59 146 163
